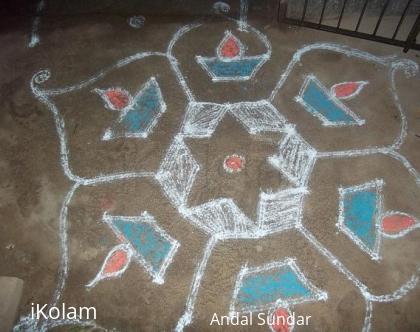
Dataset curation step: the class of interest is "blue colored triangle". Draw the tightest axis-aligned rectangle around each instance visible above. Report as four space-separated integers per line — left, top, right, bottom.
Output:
112 217 173 274
233 259 326 311
238 266 310 306
103 77 166 140
303 78 355 123
342 188 379 250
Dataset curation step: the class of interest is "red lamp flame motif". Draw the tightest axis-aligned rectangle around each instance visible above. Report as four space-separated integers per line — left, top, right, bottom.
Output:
195 30 269 81
217 31 244 59
86 244 133 289
381 212 419 238
330 81 368 100
95 87 132 111
270 307 294 332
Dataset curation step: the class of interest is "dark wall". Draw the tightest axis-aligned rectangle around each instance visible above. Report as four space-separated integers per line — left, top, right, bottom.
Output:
1 0 278 19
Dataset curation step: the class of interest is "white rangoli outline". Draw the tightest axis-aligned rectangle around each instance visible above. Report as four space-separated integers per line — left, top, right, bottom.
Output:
337 179 384 261
295 74 366 127
229 258 328 314
330 80 369 100
102 212 180 285
20 9 420 332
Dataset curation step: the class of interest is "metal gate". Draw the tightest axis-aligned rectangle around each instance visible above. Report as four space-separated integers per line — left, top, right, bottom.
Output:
277 0 420 52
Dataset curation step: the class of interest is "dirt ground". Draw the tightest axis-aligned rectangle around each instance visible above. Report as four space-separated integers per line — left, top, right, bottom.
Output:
1 2 420 331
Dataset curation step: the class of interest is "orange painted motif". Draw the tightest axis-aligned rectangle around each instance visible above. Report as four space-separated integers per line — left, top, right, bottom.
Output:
382 214 416 234
103 248 129 274
224 154 245 172
271 308 292 332
220 36 241 58
105 89 130 110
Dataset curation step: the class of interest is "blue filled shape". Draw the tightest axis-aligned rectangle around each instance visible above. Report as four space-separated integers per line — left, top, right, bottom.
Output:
201 57 264 78
122 79 162 133
237 265 312 307
343 190 378 250
112 218 173 274
302 79 357 124
104 78 165 140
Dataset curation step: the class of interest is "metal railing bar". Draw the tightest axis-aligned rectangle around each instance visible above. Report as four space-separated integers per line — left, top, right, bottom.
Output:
337 0 348 28
301 0 309 24
373 0 390 36
355 0 369 32
283 17 420 51
318 0 328 26
392 0 412 40
403 13 420 52
279 0 419 52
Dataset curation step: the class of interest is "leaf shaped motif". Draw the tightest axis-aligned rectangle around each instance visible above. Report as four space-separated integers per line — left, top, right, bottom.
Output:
95 87 132 111
330 81 368 100
381 212 419 238
217 31 244 59
270 307 294 332
86 244 133 289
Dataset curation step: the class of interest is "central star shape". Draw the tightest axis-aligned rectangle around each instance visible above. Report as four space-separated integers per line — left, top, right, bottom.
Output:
186 115 287 220
157 101 310 239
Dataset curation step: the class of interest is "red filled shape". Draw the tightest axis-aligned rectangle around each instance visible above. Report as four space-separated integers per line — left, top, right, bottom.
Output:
220 36 241 58
105 89 130 110
103 249 129 274
224 155 244 171
331 81 365 99
382 214 416 234
271 308 292 332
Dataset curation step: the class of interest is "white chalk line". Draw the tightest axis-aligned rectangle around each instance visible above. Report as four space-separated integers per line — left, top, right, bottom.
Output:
229 258 327 315
298 225 420 303
269 43 398 102
239 0 249 32
103 212 180 285
337 179 384 261
213 2 230 14
362 299 373 332
29 182 79 331
27 28 203 329
128 15 145 29
296 55 419 187
28 0 45 48
380 210 420 239
295 74 365 127
195 23 271 82
330 80 369 100
102 77 167 141
85 243 133 289
167 23 201 101
26 17 420 332
31 52 167 97
175 236 217 332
